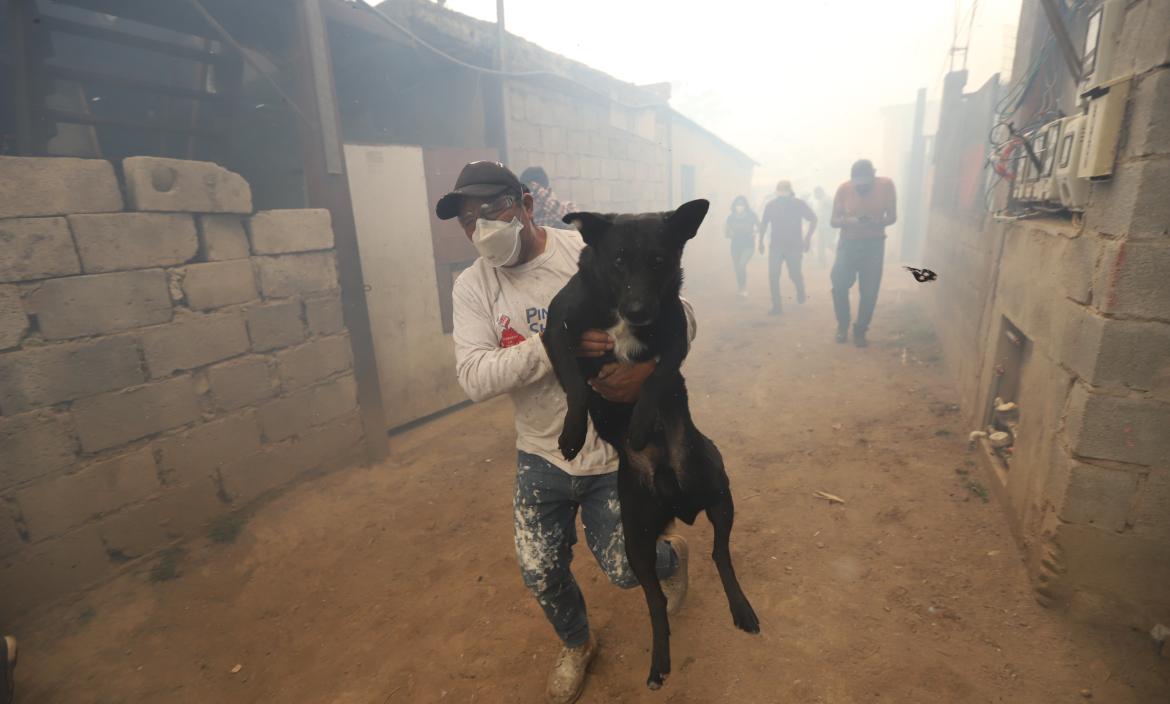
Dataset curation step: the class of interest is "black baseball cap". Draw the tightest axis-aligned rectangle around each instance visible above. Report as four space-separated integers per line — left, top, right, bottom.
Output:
436 161 524 220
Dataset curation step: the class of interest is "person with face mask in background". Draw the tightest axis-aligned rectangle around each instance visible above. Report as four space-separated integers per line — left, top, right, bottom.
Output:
725 195 758 297
830 159 897 347
758 180 817 315
438 161 693 704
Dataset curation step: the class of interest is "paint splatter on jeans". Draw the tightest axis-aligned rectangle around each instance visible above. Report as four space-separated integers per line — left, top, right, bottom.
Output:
514 451 677 647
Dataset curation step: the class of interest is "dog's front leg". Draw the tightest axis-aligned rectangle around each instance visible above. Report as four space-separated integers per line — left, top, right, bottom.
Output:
543 316 592 461
628 312 688 451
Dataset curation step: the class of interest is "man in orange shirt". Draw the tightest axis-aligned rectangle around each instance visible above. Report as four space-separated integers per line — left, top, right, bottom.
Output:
830 160 897 347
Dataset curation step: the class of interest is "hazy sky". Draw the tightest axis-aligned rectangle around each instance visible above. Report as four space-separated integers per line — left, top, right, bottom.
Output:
444 0 1022 196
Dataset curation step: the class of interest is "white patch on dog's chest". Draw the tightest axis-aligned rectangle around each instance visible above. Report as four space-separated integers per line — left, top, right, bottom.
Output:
606 316 647 363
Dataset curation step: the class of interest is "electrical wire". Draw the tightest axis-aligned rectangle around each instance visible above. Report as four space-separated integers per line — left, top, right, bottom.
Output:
185 0 315 128
351 0 662 111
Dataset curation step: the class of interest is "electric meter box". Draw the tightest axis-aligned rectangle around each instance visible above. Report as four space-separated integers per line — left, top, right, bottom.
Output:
1055 115 1089 210
1079 75 1131 179
1014 148 1036 202
1034 119 1063 203
1081 0 1123 94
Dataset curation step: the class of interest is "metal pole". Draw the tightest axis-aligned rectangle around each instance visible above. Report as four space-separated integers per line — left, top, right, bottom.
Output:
495 0 506 71
1038 0 1083 83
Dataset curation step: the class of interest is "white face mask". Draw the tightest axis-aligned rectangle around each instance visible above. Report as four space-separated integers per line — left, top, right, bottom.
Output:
472 217 523 268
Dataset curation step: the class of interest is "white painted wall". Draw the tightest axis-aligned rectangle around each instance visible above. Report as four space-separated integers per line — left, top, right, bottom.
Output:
345 143 467 429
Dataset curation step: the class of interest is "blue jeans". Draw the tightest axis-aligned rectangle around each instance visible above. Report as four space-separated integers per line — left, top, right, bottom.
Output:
513 451 678 647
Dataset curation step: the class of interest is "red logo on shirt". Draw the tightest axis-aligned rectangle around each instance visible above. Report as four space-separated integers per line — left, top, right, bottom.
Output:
498 315 526 348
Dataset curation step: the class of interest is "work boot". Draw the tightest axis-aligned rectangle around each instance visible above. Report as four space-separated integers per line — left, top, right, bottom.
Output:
797 289 807 304
2 635 16 704
546 632 599 704
853 325 868 348
835 327 848 344
661 534 690 615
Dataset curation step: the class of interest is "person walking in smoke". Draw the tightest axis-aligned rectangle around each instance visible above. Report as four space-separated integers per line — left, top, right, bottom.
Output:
439 161 691 704
830 159 897 347
725 195 758 297
758 180 817 315
520 166 577 228
809 185 836 267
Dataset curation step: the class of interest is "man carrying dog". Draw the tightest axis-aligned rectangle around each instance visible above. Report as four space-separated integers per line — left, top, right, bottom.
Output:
829 159 897 347
439 161 691 704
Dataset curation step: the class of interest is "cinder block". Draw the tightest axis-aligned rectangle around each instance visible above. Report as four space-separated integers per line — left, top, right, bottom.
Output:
141 312 249 378
207 357 276 411
220 410 362 504
0 285 27 350
0 217 81 282
1085 159 1170 241
276 335 352 391
1092 240 1170 319
248 209 334 255
14 447 158 539
0 156 122 218
254 252 339 299
246 300 305 352
0 335 144 414
181 259 258 310
1053 522 1170 623
304 295 344 336
0 410 77 489
72 376 202 452
95 479 225 560
1059 460 1141 531
1129 470 1170 539
122 156 252 214
1065 385 1170 467
197 214 250 261
25 269 172 340
154 409 262 485
69 213 198 273
0 526 110 624
1091 319 1170 392
258 373 357 442
1125 68 1170 159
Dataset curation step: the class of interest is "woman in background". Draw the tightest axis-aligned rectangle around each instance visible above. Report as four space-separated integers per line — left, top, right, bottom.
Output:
726 195 758 297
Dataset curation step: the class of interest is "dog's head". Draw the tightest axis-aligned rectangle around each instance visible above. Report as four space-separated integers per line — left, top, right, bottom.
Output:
564 199 709 327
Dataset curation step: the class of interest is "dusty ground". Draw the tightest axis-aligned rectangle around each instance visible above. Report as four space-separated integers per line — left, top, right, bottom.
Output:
11 257 1170 704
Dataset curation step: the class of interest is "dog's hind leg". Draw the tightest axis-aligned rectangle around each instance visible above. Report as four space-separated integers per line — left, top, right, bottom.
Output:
619 474 673 689
706 492 760 634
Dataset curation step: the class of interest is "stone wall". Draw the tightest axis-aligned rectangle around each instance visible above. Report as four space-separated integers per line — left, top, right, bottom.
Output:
922 0 1170 627
0 156 367 620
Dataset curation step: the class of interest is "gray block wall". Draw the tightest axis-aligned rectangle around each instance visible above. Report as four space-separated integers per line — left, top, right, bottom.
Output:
921 0 1170 628
0 156 366 620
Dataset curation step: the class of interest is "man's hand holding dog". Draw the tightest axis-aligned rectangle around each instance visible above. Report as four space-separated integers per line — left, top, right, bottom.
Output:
590 361 654 403
568 329 653 403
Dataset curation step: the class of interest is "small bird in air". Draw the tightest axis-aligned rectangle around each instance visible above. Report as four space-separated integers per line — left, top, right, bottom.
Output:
903 266 938 283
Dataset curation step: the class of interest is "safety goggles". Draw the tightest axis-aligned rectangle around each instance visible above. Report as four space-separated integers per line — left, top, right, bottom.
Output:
457 193 519 230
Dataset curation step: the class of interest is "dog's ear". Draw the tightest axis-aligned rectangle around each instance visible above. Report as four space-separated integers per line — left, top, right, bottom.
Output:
564 212 612 247
665 199 710 242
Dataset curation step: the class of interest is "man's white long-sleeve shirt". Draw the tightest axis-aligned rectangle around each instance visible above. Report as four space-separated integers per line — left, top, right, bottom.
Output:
452 226 694 477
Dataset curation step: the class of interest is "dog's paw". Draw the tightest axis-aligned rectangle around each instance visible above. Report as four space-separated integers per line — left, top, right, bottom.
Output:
558 427 586 461
731 601 760 634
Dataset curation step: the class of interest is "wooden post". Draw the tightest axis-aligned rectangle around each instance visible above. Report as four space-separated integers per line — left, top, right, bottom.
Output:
6 0 36 154
289 0 389 460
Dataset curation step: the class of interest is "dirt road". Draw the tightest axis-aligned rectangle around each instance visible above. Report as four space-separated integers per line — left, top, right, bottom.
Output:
11 261 1170 703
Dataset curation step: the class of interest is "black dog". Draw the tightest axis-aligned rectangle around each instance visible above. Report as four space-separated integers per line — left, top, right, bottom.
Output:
542 199 759 690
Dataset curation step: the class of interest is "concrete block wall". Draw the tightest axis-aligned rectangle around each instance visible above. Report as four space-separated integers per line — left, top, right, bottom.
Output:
0 156 366 620
505 82 670 214
922 0 1170 628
